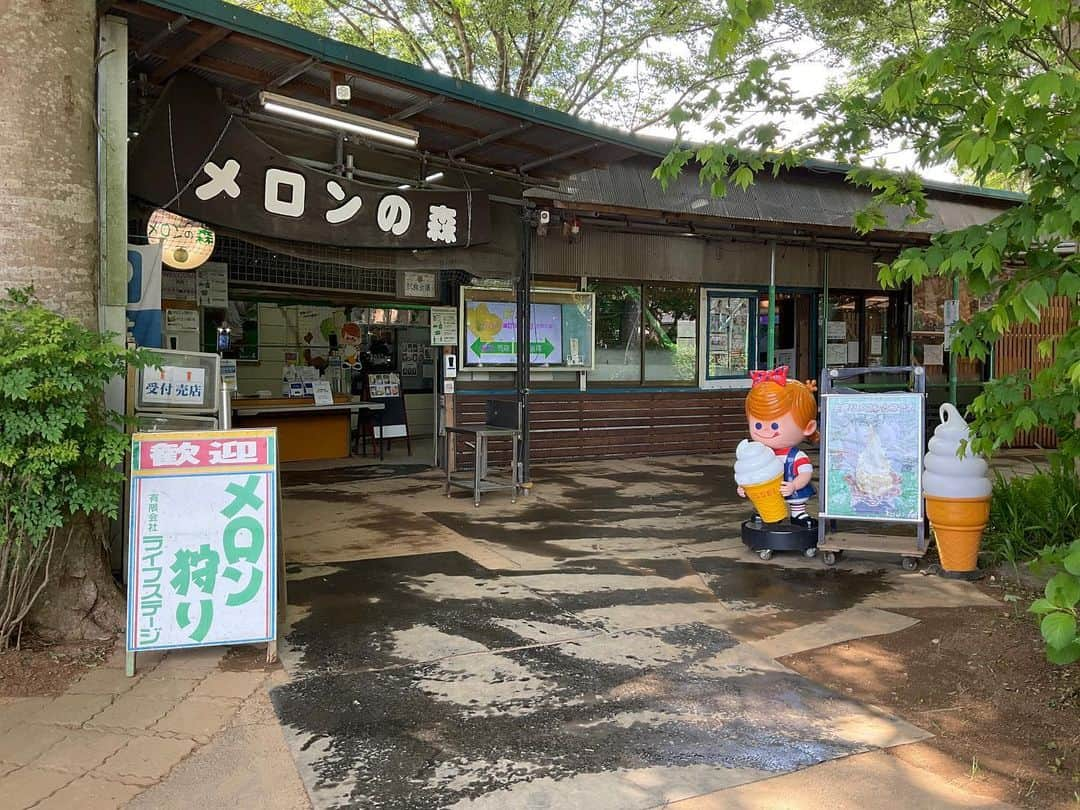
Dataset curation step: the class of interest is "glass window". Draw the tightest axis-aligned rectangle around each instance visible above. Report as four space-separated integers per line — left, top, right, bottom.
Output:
705 293 751 378
590 282 642 382
821 293 860 368
644 284 697 382
864 295 895 367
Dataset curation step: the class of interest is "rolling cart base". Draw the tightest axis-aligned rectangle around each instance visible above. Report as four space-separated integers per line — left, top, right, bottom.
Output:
741 518 819 562
816 531 927 570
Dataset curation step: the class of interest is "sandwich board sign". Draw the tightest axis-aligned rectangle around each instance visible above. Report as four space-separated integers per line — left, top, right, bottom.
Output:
127 428 280 670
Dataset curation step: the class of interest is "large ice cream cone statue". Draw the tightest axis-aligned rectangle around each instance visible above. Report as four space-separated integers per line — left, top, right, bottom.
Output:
923 404 992 572
735 439 788 523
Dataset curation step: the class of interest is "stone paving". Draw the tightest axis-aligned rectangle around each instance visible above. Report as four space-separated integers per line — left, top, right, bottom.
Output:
0 452 1029 808
271 455 1010 809
0 644 307 809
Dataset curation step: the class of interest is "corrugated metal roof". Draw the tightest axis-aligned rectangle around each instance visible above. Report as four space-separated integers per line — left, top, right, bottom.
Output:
544 158 1015 234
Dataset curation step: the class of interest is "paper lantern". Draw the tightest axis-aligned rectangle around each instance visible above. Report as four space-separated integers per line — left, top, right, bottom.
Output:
147 209 215 270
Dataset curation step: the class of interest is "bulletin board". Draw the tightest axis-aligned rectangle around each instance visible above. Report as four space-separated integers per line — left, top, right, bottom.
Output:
368 373 408 439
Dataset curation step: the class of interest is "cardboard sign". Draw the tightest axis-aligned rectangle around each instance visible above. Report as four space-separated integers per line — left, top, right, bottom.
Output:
127 429 279 652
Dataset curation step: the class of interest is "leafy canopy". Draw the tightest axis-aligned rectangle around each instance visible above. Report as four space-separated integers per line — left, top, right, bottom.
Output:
232 0 802 131
655 0 1080 458
0 289 154 547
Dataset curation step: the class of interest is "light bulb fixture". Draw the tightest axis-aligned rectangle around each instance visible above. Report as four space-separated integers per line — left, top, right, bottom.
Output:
258 91 419 148
424 171 444 183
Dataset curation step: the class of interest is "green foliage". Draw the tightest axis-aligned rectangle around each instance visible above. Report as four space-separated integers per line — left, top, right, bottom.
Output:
231 0 805 131
1029 540 1080 665
0 289 154 645
983 462 1080 565
655 0 1080 459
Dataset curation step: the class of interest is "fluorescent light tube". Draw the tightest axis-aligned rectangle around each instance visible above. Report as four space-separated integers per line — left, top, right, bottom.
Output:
259 92 419 148
424 172 444 183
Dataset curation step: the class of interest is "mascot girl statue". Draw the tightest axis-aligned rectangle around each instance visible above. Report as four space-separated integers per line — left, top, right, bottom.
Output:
736 366 820 559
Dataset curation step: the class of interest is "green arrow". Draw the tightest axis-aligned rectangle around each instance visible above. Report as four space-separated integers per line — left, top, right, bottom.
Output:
529 338 555 357
471 338 514 355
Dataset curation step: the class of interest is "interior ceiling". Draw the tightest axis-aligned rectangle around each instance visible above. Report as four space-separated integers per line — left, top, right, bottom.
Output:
110 0 650 183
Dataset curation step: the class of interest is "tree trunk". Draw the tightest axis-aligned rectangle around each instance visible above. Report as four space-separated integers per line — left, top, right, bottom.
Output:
0 0 126 640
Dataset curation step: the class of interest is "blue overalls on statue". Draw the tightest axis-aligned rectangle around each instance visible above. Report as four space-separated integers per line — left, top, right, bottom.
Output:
783 447 815 500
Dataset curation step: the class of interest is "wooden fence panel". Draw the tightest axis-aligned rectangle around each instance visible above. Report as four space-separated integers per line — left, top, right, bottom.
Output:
993 296 1071 449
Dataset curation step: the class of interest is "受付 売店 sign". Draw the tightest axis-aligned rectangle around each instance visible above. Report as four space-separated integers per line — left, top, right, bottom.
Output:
127 429 279 652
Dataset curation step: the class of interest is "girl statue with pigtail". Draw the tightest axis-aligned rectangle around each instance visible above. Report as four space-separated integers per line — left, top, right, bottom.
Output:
738 366 819 528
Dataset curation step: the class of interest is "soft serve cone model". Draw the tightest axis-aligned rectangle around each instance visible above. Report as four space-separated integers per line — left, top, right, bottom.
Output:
735 439 788 523
923 403 992 572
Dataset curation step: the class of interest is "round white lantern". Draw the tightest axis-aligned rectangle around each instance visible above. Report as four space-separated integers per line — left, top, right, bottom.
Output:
147 209 215 270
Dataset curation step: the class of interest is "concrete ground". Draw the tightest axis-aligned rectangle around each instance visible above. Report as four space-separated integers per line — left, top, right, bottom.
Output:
270 454 1012 809
1 453 1022 808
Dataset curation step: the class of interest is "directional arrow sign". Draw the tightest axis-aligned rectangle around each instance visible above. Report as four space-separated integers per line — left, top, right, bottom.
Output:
470 337 556 358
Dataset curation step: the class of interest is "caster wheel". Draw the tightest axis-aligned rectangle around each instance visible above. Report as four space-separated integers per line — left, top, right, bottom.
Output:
901 556 919 571
757 549 773 561
822 551 839 566
804 547 818 558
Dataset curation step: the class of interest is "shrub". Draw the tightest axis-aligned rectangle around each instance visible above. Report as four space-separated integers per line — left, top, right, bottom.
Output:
1028 540 1080 666
983 460 1080 567
0 289 153 647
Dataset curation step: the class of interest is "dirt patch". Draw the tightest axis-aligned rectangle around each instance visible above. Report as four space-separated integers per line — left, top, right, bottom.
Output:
0 635 114 697
782 584 1079 809
220 643 284 673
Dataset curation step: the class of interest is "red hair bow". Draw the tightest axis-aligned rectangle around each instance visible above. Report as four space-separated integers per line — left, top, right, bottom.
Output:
750 365 789 386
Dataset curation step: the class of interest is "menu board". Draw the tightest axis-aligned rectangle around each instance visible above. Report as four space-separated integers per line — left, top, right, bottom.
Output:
822 393 924 522
462 288 593 368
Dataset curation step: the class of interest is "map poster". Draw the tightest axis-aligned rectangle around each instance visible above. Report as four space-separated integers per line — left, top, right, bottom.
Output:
822 393 924 522
465 301 563 365
127 429 279 652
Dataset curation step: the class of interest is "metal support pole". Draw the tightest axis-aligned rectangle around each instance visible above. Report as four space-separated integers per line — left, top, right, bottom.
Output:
949 276 959 404
767 241 777 369
517 206 533 485
821 250 830 372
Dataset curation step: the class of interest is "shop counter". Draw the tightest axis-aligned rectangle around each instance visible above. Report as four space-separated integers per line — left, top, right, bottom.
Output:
232 396 385 462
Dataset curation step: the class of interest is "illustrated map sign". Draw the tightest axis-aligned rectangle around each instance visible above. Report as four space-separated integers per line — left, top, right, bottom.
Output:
127 429 279 652
822 393 924 522
465 301 564 365
129 75 490 249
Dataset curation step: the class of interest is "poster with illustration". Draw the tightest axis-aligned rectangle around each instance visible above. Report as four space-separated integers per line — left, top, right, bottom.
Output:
822 393 924 522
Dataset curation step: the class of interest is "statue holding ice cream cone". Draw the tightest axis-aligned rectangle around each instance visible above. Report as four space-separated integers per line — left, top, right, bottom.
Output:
737 366 821 560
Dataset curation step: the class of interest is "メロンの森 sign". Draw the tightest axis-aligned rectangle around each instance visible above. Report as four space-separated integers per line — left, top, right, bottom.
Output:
821 393 924 522
129 75 490 250
127 429 279 653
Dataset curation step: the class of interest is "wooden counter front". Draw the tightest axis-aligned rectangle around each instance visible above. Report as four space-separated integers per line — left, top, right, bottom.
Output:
232 396 351 463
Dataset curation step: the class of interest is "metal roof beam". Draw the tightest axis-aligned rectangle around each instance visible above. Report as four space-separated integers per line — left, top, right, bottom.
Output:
449 122 532 158
133 14 190 61
149 26 231 83
520 142 598 172
389 94 446 121
265 56 317 90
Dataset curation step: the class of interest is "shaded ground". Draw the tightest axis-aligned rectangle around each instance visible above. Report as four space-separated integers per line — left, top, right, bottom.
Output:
0 636 113 697
783 592 1080 810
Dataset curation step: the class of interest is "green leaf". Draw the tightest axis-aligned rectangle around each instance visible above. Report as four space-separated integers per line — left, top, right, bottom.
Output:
1028 597 1058 615
1064 550 1080 577
1046 572 1080 608
1046 641 1080 666
1041 612 1078 651
731 165 754 190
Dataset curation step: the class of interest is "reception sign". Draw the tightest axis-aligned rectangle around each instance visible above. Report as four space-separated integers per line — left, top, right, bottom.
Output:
127 429 279 652
129 73 490 249
821 393 924 522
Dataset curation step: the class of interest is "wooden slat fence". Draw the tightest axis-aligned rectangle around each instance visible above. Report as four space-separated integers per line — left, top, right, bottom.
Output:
454 390 747 464
993 296 1071 449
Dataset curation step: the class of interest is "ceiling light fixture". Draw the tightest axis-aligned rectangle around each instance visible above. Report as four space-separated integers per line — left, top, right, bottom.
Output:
258 91 419 148
424 171 444 183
